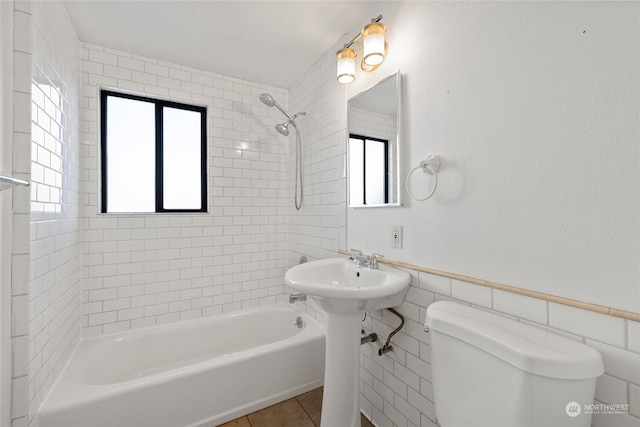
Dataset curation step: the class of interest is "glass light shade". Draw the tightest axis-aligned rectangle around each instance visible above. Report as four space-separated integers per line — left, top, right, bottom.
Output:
362 23 387 66
337 48 356 84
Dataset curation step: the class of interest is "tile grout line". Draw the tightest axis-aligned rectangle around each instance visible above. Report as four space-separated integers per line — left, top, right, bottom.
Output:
294 395 319 427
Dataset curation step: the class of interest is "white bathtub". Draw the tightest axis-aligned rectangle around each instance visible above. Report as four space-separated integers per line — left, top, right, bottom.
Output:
38 303 325 427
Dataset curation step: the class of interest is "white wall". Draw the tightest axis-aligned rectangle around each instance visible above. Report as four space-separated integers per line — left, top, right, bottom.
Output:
347 1 639 314
80 43 291 336
288 2 639 427
28 1 82 425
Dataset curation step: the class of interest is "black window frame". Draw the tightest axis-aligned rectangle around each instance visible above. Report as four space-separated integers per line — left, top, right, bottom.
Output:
349 133 389 205
100 90 208 213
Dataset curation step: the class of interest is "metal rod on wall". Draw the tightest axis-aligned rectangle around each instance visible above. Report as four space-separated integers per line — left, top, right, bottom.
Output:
0 174 30 191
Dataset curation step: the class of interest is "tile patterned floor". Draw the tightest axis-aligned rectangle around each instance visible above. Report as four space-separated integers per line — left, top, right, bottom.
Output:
218 387 374 427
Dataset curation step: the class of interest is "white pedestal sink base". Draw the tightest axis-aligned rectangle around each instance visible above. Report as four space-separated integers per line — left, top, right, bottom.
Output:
284 258 411 427
321 312 362 427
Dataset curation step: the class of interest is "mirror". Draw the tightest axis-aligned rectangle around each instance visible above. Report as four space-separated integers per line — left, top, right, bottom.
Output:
347 71 402 207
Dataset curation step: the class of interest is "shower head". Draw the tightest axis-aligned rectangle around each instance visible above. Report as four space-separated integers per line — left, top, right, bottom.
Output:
275 121 291 136
259 93 306 137
275 123 290 136
259 92 294 121
259 93 276 107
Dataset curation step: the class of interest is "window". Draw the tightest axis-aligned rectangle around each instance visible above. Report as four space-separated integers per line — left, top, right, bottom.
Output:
348 134 389 205
100 90 207 213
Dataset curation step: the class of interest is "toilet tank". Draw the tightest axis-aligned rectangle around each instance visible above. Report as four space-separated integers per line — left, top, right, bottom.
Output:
425 301 604 427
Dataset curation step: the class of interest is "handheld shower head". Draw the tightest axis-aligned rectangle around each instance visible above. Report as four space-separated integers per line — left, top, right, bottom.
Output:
259 93 305 137
259 92 295 120
260 93 305 211
259 93 276 107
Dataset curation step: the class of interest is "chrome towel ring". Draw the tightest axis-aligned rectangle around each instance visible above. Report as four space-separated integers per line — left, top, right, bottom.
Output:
406 155 441 201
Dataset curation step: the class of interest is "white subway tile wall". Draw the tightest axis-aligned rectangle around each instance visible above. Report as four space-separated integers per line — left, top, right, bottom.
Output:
630 321 640 353
287 42 347 269
349 107 397 142
27 1 82 426
354 270 640 427
549 303 627 348
80 42 291 337
10 1 33 426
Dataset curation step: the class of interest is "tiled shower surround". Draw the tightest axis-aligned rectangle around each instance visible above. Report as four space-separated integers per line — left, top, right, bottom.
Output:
16 1 83 426
80 43 292 337
5 2 638 427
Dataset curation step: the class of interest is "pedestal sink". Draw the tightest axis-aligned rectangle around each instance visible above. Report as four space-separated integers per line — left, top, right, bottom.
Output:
285 257 411 427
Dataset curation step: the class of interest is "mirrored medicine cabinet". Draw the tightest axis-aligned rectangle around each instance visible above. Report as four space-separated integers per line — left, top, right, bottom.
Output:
347 71 402 207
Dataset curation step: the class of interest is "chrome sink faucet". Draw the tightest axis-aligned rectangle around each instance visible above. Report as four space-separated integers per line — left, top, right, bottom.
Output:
349 249 369 267
369 253 384 269
349 249 384 269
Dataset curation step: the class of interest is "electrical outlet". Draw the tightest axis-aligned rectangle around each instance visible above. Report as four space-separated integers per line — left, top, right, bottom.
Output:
392 225 403 248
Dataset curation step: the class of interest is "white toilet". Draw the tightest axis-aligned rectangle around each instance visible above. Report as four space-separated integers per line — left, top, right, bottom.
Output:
425 301 604 427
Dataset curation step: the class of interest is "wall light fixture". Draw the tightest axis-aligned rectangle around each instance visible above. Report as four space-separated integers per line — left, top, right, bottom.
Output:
337 15 388 84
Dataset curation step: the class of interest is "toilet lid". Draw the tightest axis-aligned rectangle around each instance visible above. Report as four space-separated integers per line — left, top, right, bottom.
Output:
425 301 604 379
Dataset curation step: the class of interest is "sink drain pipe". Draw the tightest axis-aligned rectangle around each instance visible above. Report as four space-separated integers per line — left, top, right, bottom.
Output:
378 307 405 356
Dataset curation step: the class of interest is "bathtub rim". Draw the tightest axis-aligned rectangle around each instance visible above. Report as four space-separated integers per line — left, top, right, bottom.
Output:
81 301 313 345
38 302 325 417
70 302 318 385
